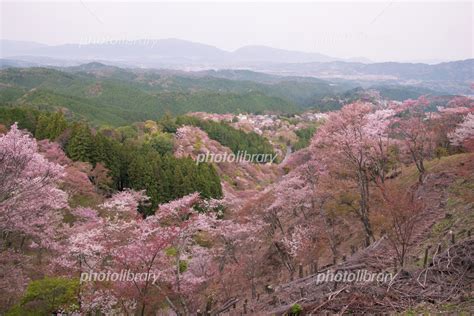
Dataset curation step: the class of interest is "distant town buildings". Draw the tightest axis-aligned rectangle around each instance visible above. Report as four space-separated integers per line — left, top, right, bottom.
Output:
190 111 328 136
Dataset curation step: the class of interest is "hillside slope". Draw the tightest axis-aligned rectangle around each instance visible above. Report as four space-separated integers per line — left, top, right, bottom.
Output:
251 153 474 314
0 67 300 125
1 65 455 127
174 125 282 199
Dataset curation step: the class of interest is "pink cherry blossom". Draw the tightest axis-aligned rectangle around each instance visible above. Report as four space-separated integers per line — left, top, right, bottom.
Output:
449 113 474 151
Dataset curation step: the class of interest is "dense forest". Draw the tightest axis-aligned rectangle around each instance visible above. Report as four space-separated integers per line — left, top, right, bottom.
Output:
0 108 223 214
0 65 442 126
293 125 319 151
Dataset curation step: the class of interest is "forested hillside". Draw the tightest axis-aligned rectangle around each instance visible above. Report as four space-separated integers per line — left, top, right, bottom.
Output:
0 108 224 215
0 65 450 126
1 93 473 314
0 67 299 125
0 66 472 316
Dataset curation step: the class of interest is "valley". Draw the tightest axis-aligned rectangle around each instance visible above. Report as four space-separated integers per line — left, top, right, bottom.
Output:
1 4 473 312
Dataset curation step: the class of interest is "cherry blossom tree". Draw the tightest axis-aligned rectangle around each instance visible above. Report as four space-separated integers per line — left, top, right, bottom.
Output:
432 97 473 153
298 161 344 265
211 217 265 302
261 156 344 276
0 123 67 249
311 102 395 246
100 189 149 215
153 192 220 313
391 97 435 183
37 139 71 166
63 190 223 315
263 173 311 274
445 95 474 110
379 185 423 267
449 113 474 151
0 250 30 311
281 225 312 258
0 123 68 311
62 189 172 315
275 156 356 269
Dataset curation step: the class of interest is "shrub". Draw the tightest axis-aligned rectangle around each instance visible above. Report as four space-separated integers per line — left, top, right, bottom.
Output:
7 277 79 315
290 303 303 315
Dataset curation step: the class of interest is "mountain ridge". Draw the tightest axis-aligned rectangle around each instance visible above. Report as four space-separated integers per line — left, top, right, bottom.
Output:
0 38 368 64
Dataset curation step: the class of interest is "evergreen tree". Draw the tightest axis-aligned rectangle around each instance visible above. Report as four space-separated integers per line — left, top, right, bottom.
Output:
66 123 94 162
35 111 68 140
159 112 178 133
0 107 40 135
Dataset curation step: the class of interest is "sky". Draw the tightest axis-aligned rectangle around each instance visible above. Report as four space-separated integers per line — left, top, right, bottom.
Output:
0 1 472 62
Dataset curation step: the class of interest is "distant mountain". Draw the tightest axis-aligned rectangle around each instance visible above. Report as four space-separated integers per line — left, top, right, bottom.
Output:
0 58 39 68
0 40 47 57
258 59 474 81
365 60 473 81
0 39 349 66
1 39 470 95
32 39 230 63
345 56 373 64
254 59 473 95
232 45 337 63
0 56 84 68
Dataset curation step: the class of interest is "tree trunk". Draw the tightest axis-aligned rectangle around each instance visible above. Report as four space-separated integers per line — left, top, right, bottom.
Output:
358 171 374 246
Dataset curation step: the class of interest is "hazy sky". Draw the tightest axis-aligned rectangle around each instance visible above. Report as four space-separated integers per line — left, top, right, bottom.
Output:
1 1 472 62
